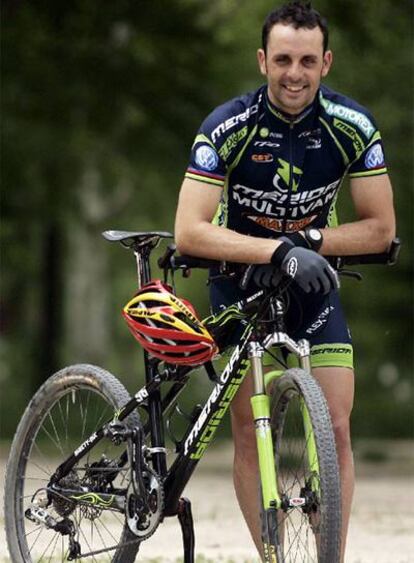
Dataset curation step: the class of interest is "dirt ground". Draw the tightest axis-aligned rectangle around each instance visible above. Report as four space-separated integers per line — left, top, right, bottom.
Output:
1 440 413 562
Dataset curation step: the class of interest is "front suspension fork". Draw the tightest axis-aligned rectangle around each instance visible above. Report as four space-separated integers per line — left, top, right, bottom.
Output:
248 340 316 562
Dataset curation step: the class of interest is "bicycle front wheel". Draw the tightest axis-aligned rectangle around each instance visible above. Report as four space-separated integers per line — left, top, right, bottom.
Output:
264 368 341 563
5 364 142 563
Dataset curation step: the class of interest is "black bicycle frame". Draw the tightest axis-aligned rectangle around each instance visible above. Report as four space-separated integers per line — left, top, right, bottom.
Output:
49 322 255 514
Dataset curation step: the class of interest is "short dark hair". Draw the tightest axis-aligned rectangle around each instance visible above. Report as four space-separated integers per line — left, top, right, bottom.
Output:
262 1 329 53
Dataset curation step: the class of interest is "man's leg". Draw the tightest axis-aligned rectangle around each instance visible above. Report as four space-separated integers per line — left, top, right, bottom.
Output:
313 366 355 562
230 372 263 555
231 366 354 562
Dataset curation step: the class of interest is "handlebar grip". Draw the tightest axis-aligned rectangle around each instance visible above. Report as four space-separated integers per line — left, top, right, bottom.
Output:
173 255 219 269
328 237 401 267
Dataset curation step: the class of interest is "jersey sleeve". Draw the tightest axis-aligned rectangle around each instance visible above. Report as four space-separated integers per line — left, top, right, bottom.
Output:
184 113 228 188
184 93 258 188
347 113 388 178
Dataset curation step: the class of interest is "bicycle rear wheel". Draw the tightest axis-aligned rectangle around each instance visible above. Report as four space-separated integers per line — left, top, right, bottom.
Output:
263 368 341 563
5 364 142 562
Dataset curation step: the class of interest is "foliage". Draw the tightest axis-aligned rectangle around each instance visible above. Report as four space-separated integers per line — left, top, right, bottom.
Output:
1 0 413 438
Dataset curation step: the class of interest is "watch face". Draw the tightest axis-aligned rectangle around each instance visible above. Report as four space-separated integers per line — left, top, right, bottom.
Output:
308 229 322 242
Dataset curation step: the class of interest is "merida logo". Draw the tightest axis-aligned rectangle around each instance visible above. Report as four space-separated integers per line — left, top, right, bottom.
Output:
211 104 259 143
311 347 352 355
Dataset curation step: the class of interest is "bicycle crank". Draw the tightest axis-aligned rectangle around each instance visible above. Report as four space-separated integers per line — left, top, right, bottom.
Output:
126 468 164 540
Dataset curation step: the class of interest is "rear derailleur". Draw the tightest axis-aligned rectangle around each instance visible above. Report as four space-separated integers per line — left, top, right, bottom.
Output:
25 506 80 560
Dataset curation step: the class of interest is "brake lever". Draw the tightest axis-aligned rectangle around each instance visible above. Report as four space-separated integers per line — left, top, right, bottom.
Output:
207 271 238 285
338 269 363 281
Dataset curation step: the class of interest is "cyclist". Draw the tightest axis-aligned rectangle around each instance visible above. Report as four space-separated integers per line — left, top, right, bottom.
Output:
174 2 396 560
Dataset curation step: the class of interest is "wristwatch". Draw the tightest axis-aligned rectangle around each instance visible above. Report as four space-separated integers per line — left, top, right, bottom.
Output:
304 227 323 252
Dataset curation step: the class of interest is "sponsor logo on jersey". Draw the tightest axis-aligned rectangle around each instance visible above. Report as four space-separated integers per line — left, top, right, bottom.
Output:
306 137 322 150
333 118 365 155
233 171 340 233
321 97 375 138
252 153 274 163
259 127 269 138
254 140 280 149
247 215 316 233
195 145 219 171
364 143 385 169
299 129 322 150
211 104 259 143
299 128 321 138
218 127 248 160
273 158 303 192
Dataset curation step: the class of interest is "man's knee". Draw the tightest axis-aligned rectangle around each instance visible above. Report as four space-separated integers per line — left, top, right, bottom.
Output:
331 413 352 454
231 409 257 462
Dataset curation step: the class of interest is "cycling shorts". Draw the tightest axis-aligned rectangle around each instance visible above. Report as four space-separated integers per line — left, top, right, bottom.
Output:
209 277 353 371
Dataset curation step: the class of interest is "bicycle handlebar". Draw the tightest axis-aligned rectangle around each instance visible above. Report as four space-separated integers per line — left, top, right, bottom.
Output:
158 238 401 273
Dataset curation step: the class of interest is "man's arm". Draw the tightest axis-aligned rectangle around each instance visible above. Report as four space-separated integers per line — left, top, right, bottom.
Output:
175 178 281 263
319 174 396 255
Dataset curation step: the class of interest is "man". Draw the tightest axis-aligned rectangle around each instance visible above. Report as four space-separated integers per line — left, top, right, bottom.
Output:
175 1 395 560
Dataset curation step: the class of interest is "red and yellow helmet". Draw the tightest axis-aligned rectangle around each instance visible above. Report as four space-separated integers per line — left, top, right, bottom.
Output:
122 280 218 365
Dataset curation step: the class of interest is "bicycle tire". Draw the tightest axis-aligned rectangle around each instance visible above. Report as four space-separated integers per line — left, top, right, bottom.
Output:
263 368 341 563
5 364 142 562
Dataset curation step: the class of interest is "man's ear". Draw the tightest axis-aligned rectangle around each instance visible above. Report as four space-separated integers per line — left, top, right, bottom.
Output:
257 48 267 76
321 49 333 78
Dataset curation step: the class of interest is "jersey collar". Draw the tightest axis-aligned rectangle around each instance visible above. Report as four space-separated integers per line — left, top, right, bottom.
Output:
264 88 318 126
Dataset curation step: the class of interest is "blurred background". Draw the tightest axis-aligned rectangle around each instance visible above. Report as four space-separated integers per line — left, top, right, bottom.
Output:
1 0 413 443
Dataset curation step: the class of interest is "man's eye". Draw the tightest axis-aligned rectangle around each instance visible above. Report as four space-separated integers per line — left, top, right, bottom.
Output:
303 58 317 67
275 57 289 65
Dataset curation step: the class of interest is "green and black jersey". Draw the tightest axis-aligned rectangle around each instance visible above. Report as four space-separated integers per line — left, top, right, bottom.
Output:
186 83 387 236
184 84 388 370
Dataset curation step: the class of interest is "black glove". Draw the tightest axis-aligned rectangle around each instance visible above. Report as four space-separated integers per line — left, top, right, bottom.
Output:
271 241 339 295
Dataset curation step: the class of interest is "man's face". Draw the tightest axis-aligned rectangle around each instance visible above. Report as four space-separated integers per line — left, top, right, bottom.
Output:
257 23 332 115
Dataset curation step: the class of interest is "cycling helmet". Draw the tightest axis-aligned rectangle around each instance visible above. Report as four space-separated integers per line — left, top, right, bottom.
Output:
122 279 218 365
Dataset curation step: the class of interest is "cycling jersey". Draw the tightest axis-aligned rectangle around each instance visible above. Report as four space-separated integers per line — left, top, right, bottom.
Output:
184 83 388 370
186 84 387 236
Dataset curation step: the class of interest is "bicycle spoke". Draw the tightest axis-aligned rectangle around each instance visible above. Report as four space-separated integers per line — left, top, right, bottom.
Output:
38 529 58 562
47 410 66 458
6 367 141 562
93 519 116 560
46 531 60 563
269 375 337 562
28 524 53 559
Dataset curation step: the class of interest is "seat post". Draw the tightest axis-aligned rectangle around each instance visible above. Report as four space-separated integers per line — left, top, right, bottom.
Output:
133 244 153 288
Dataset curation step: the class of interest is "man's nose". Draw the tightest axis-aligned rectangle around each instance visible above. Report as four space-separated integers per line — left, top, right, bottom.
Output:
286 62 302 82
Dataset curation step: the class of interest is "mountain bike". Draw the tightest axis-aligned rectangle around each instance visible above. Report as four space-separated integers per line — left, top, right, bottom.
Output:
4 229 400 563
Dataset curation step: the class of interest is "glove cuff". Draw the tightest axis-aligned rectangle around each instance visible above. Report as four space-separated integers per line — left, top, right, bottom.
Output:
270 240 294 267
283 232 310 249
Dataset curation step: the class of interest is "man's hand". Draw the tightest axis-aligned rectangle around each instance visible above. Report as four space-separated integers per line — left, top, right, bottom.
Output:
245 244 339 294
280 246 339 294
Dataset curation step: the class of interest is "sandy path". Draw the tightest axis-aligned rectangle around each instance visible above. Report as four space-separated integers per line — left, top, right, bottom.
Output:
1 441 413 562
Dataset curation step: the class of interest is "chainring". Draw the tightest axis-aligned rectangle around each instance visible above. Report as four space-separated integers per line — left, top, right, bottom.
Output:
126 468 164 540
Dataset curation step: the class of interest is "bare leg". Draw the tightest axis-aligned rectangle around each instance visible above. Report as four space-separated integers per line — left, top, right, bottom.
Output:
230 372 263 556
313 367 355 563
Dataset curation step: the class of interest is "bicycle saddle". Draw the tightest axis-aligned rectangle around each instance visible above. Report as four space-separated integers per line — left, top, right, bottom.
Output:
102 230 173 248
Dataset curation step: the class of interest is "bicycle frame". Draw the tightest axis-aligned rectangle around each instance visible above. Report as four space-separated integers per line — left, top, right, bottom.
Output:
49 295 314 521
46 236 321 563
